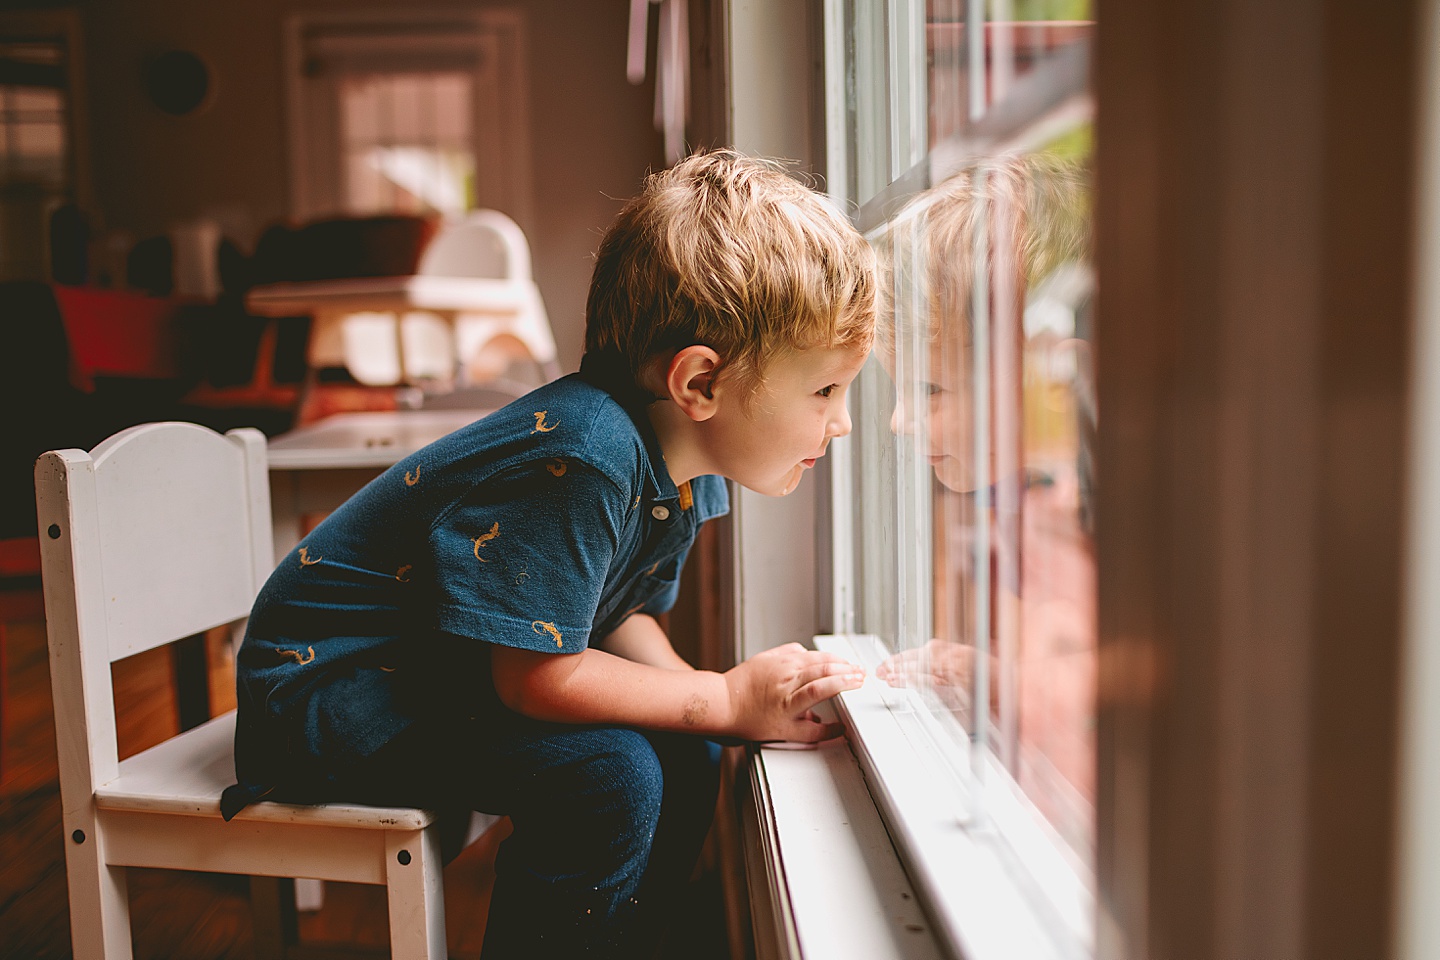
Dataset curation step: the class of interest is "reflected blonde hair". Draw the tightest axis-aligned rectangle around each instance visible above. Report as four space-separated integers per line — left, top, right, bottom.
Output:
585 149 876 398
874 152 1089 356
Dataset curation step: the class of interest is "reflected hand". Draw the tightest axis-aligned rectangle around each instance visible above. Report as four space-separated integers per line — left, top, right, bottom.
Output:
875 639 984 714
875 638 976 689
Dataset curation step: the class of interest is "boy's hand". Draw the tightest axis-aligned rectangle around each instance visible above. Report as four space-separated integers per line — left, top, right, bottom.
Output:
722 643 866 742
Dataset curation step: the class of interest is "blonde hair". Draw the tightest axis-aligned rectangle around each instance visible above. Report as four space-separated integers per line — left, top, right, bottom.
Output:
874 152 1089 356
584 149 876 398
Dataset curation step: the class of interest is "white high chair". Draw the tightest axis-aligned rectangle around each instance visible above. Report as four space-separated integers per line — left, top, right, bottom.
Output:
417 208 562 388
321 209 560 391
247 210 561 398
37 422 451 959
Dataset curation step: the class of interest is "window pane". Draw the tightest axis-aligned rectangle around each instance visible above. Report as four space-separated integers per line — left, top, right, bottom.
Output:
339 71 475 217
846 0 1095 869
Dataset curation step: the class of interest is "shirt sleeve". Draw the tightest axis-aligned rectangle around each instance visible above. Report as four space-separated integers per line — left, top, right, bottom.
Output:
429 457 628 653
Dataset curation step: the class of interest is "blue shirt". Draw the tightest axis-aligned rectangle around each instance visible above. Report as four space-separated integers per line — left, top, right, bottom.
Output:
224 374 729 816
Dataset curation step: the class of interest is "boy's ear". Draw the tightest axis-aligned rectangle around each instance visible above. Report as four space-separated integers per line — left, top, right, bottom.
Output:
666 345 722 422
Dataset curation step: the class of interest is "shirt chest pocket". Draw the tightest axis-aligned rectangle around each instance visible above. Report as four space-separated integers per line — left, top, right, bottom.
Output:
595 553 686 635
636 555 684 609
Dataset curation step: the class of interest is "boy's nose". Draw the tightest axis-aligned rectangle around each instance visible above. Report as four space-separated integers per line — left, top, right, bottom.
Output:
831 401 853 439
890 396 914 437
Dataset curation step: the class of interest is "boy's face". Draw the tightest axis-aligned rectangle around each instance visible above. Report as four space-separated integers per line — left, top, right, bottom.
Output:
887 332 983 493
703 344 868 497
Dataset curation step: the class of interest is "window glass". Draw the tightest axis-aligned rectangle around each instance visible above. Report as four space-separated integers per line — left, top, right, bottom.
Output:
0 37 71 283
288 14 528 225
341 71 476 216
840 0 1095 875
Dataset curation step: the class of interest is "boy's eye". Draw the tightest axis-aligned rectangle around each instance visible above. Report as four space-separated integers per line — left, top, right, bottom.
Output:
921 381 943 397
817 384 838 398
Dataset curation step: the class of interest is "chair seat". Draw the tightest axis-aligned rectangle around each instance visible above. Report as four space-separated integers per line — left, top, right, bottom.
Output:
96 711 435 831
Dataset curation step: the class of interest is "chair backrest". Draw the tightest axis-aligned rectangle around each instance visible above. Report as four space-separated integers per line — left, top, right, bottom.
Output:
36 422 272 795
417 209 532 281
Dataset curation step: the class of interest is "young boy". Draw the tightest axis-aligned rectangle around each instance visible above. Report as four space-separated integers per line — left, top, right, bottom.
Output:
222 149 875 958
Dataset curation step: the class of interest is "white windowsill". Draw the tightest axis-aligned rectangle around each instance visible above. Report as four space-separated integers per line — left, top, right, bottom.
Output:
746 739 945 960
745 635 1093 960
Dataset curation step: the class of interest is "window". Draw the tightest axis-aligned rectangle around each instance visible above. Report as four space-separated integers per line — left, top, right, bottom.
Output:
822 2 1094 955
0 46 66 188
339 71 476 217
284 10 533 228
0 23 77 283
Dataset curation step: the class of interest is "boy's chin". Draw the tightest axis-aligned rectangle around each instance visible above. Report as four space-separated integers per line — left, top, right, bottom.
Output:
933 458 975 493
740 468 805 498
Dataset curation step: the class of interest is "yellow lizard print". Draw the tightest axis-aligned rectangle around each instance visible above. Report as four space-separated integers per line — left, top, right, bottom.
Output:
472 522 501 561
298 547 321 566
279 646 316 666
532 620 563 648
404 466 421 486
531 411 559 434
395 565 413 582
547 458 567 477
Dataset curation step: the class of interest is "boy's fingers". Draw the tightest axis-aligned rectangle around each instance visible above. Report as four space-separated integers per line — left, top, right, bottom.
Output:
793 659 863 689
799 652 861 672
791 671 865 709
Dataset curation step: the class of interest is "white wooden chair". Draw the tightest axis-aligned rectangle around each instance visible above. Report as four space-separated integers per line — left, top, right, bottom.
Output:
36 421 449 959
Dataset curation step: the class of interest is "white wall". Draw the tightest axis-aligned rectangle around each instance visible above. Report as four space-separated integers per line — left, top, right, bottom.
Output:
726 0 826 657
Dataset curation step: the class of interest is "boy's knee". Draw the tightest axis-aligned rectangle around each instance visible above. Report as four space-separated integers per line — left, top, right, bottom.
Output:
580 729 666 831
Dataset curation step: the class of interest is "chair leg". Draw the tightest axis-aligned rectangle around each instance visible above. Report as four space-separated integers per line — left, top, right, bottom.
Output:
64 849 134 960
250 876 298 960
385 827 446 960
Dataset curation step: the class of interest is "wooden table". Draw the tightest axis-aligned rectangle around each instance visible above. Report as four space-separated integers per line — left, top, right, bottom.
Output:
267 408 490 563
246 275 559 381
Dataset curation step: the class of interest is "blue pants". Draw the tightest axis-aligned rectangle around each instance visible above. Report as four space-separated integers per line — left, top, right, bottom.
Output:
290 711 722 959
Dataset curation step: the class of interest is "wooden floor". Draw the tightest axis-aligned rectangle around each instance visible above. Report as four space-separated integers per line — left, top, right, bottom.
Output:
0 615 734 959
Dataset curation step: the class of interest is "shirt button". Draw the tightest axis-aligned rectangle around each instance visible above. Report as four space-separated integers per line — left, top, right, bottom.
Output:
651 505 671 521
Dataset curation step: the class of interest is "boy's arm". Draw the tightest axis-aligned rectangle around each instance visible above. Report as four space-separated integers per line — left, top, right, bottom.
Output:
595 613 693 670
491 642 864 743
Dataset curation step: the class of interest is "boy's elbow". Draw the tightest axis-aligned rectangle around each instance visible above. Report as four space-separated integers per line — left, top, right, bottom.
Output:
490 645 573 720
491 667 531 715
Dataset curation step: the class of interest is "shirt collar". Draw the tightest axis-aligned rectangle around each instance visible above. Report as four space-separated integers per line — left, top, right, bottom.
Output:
574 360 681 505
630 401 681 505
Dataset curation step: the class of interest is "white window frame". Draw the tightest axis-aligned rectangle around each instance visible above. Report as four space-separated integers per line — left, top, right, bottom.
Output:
731 3 1098 958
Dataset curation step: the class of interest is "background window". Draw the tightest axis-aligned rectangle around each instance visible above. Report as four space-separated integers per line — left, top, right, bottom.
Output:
0 31 75 283
339 71 475 217
285 12 533 230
